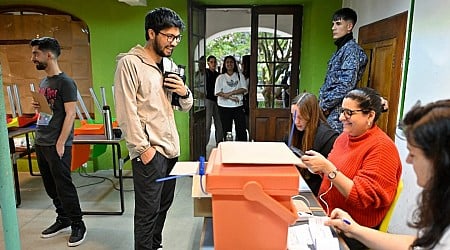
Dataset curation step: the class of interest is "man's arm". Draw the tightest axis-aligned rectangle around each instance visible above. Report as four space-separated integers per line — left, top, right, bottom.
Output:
320 46 367 111
114 57 152 159
56 101 77 157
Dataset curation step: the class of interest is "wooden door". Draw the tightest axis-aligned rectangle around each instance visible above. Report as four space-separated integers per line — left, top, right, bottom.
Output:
189 5 207 160
250 6 302 142
358 12 407 140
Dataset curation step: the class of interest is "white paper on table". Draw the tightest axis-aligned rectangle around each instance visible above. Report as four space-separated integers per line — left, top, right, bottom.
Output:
170 161 199 176
308 216 340 250
287 224 313 250
219 141 302 165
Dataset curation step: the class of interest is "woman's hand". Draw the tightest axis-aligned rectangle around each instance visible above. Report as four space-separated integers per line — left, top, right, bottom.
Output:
220 92 239 102
325 208 360 238
299 150 334 174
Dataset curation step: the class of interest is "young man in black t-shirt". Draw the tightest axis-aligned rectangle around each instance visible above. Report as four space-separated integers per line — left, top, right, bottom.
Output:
30 37 86 247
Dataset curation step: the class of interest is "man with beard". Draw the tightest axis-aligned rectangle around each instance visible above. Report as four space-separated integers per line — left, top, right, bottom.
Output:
114 7 193 250
30 37 86 247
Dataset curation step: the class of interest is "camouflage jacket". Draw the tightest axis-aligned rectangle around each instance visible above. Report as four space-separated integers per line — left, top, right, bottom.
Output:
319 39 368 133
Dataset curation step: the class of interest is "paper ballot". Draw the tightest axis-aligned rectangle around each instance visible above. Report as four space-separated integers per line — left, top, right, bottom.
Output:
288 216 340 250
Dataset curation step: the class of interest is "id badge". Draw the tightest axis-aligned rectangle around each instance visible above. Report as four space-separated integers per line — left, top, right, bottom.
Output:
36 112 53 126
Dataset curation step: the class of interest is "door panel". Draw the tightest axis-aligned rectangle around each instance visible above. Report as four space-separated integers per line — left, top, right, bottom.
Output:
359 12 407 140
189 5 207 160
361 39 396 134
250 6 302 142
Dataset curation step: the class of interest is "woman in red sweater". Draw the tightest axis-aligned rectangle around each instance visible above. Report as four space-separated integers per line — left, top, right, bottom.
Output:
326 99 450 250
299 87 402 249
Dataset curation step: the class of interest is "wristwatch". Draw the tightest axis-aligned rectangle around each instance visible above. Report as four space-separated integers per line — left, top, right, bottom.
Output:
327 169 339 180
180 89 190 99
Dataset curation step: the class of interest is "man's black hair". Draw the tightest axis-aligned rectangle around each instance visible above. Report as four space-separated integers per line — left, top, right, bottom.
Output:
332 8 357 25
30 37 61 57
207 55 216 61
145 7 185 41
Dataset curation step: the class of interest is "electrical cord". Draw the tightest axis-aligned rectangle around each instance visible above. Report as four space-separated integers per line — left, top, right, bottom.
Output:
292 194 311 208
318 182 333 216
76 166 134 192
198 156 208 195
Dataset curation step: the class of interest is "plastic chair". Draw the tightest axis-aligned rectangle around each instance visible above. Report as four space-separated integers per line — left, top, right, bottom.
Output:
379 180 403 232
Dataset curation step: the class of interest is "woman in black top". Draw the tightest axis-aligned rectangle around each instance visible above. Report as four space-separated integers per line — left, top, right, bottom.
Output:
290 92 339 195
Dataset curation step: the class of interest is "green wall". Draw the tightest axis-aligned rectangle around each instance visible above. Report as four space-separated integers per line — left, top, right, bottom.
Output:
1 0 341 167
1 0 191 164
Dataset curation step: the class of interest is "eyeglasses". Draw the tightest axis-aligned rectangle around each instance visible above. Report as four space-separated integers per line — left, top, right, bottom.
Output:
158 31 182 43
338 107 368 119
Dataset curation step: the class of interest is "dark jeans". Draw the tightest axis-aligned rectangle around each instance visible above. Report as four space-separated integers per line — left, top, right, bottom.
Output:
133 151 177 250
35 145 83 223
218 106 247 141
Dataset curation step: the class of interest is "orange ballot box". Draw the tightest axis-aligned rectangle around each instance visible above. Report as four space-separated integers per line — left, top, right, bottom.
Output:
206 141 301 250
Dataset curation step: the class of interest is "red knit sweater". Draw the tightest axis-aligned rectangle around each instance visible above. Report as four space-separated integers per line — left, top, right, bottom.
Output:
318 125 402 227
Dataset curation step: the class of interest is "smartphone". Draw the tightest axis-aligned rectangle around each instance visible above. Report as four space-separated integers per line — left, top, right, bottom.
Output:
290 146 305 157
163 71 180 90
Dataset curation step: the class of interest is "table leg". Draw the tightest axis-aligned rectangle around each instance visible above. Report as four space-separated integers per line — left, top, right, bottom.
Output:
82 143 125 215
25 133 40 176
11 154 21 207
113 143 132 179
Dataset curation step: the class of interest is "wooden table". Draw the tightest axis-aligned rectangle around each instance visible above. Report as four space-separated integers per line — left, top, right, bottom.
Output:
8 126 37 207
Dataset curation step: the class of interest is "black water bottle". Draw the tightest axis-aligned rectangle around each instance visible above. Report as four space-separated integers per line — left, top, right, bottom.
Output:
103 105 113 140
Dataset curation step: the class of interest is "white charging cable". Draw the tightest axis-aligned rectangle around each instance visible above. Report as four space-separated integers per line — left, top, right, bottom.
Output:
318 182 333 215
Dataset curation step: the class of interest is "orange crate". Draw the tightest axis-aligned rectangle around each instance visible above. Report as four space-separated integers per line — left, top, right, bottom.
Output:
74 121 104 135
206 143 299 250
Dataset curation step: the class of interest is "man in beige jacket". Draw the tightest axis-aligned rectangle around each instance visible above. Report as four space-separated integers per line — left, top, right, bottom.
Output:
114 7 192 250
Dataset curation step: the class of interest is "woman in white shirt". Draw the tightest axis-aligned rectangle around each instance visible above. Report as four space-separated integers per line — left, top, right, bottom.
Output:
326 99 450 250
214 55 248 141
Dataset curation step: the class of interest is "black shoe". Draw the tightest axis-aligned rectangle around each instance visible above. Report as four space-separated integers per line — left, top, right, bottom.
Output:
68 221 87 247
41 218 71 238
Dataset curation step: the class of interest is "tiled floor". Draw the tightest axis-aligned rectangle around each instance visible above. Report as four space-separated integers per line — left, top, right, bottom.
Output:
1 125 221 250
0 170 204 250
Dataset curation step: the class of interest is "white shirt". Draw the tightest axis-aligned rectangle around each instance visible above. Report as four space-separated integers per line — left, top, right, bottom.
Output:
214 72 247 108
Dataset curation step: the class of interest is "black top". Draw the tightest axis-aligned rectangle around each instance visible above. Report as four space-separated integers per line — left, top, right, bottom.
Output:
298 121 339 195
205 68 220 102
35 72 77 146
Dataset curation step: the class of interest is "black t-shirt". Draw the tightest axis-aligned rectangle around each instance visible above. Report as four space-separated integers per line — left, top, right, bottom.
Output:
35 72 78 146
205 69 220 102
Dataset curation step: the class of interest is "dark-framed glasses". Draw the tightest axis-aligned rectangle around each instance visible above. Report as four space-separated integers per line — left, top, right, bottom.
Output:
338 107 368 119
158 31 182 43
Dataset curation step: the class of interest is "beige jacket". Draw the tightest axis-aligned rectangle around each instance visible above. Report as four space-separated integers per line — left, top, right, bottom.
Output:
114 45 193 160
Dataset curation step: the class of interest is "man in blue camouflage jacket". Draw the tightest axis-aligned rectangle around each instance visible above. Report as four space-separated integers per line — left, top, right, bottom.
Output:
319 8 368 133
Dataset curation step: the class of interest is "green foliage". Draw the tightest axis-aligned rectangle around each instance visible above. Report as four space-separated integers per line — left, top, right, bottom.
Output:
206 32 251 65
206 31 294 108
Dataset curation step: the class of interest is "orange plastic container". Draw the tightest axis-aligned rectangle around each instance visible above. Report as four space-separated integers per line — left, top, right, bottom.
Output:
74 121 104 135
206 145 299 250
